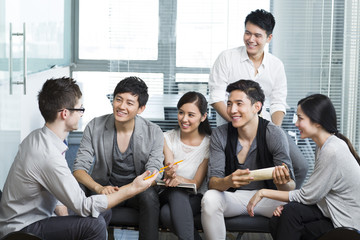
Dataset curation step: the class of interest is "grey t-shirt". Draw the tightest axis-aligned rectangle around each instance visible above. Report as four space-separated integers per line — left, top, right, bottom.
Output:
209 122 295 190
109 130 137 187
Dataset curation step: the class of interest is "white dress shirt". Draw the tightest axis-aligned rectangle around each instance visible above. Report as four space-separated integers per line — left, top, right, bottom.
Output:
209 46 288 125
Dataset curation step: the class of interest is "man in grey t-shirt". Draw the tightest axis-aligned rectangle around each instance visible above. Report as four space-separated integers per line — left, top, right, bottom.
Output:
201 80 296 240
73 76 164 240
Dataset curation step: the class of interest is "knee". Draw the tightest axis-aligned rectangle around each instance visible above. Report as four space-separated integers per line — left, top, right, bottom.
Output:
138 187 160 209
280 202 301 220
84 215 107 236
201 190 223 215
160 204 171 226
167 189 188 202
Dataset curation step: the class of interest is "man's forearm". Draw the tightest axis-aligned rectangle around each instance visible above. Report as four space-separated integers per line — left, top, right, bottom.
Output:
73 169 103 193
276 179 296 191
106 183 138 209
208 176 231 191
271 111 285 126
211 102 232 122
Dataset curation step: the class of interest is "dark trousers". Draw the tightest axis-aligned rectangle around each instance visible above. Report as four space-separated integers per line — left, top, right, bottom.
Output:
115 186 160 240
269 202 334 240
20 209 112 240
160 188 202 240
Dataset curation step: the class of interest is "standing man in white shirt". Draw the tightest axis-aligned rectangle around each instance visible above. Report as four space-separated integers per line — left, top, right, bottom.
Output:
209 9 287 126
209 9 309 191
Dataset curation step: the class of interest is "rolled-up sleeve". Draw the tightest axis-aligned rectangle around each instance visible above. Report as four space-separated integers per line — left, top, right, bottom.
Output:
209 126 227 178
145 126 164 174
209 51 229 105
266 124 295 180
268 61 288 116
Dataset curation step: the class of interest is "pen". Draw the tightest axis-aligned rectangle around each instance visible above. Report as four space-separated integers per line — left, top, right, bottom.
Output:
144 160 184 180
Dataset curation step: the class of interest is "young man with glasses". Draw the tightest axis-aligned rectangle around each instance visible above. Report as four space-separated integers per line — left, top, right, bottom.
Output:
73 76 164 240
0 77 158 239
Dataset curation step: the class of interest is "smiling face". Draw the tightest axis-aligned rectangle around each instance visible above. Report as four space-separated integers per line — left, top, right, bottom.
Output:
177 102 206 134
227 90 261 128
295 105 319 139
243 22 272 59
112 92 145 123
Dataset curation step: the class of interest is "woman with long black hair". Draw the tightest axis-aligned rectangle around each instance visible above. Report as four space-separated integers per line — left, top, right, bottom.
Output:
247 94 360 240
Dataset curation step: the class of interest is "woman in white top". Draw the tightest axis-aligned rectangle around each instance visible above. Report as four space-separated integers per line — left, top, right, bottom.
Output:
160 91 211 240
246 94 360 240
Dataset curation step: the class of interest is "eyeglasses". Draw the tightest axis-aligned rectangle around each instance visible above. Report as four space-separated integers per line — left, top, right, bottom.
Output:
58 107 85 114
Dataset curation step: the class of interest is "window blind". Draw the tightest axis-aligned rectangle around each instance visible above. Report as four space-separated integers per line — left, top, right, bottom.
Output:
74 0 360 179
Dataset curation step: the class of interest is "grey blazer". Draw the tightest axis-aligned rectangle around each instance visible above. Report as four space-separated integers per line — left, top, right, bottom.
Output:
73 114 164 186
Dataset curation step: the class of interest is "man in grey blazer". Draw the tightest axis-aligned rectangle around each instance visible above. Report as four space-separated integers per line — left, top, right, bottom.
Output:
73 76 164 240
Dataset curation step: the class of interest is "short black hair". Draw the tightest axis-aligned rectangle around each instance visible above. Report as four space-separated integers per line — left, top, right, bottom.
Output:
38 77 82 123
113 76 149 107
245 9 275 36
226 79 265 114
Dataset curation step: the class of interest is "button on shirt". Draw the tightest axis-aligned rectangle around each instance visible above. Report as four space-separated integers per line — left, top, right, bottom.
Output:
209 46 288 124
0 126 108 237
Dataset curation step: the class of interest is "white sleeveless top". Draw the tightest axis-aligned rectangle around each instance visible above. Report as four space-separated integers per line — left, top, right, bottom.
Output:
164 129 210 194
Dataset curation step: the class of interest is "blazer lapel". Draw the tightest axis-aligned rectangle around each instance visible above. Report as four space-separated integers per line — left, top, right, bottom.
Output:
103 114 115 174
133 116 143 175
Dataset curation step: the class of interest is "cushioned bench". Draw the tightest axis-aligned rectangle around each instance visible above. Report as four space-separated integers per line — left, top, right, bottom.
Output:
108 207 270 240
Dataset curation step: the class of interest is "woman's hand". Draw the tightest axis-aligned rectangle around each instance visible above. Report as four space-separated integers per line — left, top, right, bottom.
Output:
247 189 264 217
273 205 284 217
163 162 178 181
165 175 181 187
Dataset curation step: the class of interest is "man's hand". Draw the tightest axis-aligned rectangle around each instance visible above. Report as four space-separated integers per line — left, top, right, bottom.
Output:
95 185 119 195
54 205 69 216
131 170 159 192
273 164 291 185
227 169 254 188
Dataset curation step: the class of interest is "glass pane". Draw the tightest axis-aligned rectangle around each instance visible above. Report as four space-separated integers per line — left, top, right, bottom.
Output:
79 0 159 60
176 0 270 68
5 0 65 59
72 71 164 129
175 73 209 95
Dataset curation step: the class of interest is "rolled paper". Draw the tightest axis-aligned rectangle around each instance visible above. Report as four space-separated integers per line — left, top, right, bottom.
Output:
248 165 285 181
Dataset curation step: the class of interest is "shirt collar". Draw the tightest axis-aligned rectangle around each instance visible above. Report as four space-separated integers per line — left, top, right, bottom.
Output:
240 46 269 68
42 125 68 155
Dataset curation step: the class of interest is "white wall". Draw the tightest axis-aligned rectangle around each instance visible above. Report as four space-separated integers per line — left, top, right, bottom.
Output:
0 66 70 189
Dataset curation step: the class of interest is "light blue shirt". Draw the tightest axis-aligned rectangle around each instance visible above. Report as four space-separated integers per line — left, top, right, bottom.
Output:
0 126 108 237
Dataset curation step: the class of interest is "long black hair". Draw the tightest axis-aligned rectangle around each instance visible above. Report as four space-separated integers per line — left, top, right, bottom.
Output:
177 91 212 136
298 94 360 165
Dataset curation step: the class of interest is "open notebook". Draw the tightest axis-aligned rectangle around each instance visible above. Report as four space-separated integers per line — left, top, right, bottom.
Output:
156 180 197 195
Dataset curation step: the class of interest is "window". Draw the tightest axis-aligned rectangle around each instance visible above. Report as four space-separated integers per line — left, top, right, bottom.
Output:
74 0 270 128
73 0 360 173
